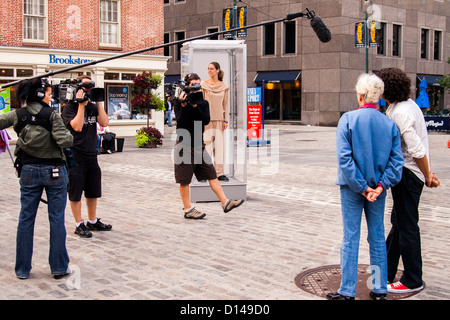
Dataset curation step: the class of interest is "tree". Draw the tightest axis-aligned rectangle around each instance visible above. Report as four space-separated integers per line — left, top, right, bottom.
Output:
438 57 450 93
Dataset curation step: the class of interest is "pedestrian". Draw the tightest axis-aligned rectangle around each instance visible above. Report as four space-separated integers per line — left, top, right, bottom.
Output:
377 67 440 293
201 62 230 182
165 95 173 127
327 73 404 300
174 72 244 219
61 75 112 238
0 78 73 279
97 123 115 154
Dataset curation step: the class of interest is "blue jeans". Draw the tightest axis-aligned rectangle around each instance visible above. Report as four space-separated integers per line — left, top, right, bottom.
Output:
15 164 70 278
165 110 172 126
338 185 388 297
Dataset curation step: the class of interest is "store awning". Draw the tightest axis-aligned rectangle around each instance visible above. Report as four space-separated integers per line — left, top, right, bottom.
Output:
254 71 301 83
417 74 443 86
164 75 181 84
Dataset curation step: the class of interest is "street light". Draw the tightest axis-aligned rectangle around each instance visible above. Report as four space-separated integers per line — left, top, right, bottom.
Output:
360 0 373 73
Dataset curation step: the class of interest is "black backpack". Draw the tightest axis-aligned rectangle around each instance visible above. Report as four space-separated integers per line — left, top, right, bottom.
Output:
12 106 74 176
14 106 53 135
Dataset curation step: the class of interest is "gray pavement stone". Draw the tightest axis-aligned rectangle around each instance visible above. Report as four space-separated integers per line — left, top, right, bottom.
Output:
0 124 449 300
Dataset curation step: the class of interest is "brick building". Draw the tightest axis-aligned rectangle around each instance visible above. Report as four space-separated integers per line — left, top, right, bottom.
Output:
0 0 168 133
164 0 449 126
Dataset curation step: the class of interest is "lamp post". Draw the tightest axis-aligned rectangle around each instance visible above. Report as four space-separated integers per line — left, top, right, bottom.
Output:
360 0 373 73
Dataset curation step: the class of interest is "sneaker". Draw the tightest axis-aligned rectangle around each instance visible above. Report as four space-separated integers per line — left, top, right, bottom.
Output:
222 199 245 213
325 292 355 300
387 281 423 293
86 218 112 231
184 207 206 219
369 291 387 300
74 222 92 238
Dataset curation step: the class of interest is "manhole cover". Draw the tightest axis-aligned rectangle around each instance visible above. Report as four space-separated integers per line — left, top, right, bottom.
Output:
294 264 425 300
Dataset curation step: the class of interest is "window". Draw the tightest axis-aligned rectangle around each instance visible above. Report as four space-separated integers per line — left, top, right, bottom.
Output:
434 30 441 61
164 33 170 56
100 0 120 47
23 0 47 42
0 68 14 77
376 22 386 55
284 21 296 54
175 31 185 61
208 28 219 40
164 0 169 4
17 69 34 77
421 29 429 59
264 23 275 55
392 24 401 57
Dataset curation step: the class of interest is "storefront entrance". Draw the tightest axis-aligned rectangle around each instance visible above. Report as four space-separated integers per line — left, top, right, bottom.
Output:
254 71 301 122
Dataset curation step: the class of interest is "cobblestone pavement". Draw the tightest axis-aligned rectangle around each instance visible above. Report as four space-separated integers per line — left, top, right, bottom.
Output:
0 124 449 300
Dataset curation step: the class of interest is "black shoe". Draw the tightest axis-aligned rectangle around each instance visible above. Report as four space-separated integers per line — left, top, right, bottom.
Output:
218 175 229 182
369 291 387 300
326 292 355 300
86 218 112 231
74 222 92 238
54 271 71 280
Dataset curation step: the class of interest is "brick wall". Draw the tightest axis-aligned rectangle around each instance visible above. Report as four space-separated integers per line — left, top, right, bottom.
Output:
0 0 163 55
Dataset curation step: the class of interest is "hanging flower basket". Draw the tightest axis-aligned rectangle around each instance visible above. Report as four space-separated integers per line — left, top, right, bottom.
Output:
131 71 165 112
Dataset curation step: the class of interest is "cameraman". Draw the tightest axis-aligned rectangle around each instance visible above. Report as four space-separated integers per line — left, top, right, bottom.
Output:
174 73 244 219
62 75 112 238
0 78 73 279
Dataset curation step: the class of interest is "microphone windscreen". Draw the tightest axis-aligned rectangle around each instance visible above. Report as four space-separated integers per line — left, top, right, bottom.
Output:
310 16 332 43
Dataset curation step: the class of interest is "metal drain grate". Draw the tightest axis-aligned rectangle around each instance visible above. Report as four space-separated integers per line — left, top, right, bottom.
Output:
294 264 425 300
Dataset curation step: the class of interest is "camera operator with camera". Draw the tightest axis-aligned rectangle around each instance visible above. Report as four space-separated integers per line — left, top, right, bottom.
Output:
0 78 73 279
62 75 112 238
174 73 244 220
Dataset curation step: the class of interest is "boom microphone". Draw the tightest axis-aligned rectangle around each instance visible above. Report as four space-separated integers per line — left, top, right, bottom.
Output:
310 15 332 43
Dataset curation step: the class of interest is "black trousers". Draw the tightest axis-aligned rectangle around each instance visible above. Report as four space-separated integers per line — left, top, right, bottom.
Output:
386 167 424 288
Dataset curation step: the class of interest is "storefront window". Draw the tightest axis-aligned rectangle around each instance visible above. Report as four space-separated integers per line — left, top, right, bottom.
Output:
261 80 301 121
0 68 14 77
105 72 120 80
282 81 301 120
263 82 280 120
121 73 136 81
17 69 34 77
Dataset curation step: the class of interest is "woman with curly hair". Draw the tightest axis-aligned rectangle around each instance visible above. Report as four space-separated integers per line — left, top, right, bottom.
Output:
377 67 440 294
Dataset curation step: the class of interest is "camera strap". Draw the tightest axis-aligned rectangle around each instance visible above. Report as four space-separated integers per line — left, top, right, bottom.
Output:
14 106 53 135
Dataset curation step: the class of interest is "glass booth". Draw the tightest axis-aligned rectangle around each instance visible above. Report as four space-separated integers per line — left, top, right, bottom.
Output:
180 40 247 202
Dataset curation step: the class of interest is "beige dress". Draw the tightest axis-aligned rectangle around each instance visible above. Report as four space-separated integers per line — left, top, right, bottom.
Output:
201 80 230 176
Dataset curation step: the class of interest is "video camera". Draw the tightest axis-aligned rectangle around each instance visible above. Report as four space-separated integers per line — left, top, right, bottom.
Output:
53 79 104 104
166 81 203 105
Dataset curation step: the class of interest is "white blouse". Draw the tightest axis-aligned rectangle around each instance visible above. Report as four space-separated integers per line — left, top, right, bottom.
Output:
386 98 430 182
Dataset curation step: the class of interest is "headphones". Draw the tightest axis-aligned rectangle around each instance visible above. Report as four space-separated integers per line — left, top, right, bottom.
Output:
35 79 46 100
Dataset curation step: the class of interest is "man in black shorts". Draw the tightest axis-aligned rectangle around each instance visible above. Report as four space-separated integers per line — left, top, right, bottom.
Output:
174 73 244 219
62 75 112 237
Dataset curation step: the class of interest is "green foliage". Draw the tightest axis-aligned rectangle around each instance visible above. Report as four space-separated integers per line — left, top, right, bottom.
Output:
135 126 163 147
438 57 450 93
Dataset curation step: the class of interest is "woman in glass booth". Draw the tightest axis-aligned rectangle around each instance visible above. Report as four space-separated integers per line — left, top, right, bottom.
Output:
201 62 230 182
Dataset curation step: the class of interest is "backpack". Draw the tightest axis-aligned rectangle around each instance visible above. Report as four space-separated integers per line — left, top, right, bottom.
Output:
12 106 74 176
14 106 53 135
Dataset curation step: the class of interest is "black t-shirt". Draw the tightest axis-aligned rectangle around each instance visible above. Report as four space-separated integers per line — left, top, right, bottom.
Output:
174 99 210 147
62 101 98 155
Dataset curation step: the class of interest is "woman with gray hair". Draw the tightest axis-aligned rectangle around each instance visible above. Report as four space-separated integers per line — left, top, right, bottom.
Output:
327 73 404 300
